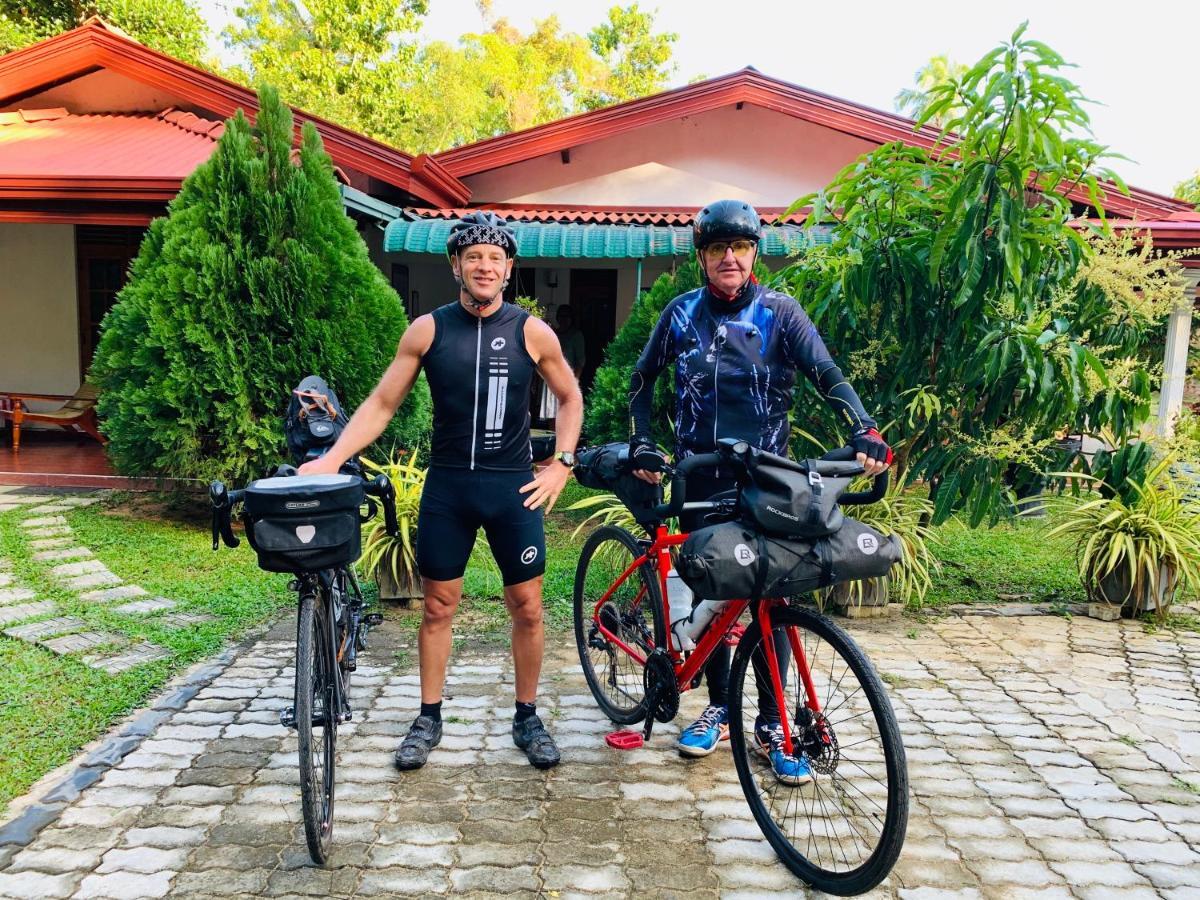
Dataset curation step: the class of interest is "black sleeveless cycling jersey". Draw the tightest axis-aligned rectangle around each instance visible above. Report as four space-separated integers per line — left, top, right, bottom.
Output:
423 300 535 471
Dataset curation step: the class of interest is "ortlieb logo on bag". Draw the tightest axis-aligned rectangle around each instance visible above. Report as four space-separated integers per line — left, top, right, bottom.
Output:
295 525 317 544
285 500 321 510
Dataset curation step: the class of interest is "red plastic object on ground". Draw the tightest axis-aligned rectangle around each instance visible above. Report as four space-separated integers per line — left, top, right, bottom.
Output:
605 729 644 750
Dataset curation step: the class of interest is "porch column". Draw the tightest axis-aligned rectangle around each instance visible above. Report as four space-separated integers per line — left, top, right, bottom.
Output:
1156 266 1200 437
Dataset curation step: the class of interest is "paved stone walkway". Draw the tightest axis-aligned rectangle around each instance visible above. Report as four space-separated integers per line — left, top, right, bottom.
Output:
0 610 1198 899
0 490 211 673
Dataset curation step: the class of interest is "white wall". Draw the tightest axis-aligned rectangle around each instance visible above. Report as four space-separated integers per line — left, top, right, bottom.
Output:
1 69 192 115
0 223 81 396
463 105 878 208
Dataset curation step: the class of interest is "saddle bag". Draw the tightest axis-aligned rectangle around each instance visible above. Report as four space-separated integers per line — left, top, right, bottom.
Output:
243 474 364 573
677 518 901 602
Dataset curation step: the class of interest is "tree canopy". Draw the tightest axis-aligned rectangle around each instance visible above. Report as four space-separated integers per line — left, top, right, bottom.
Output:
893 54 967 127
0 0 208 61
1175 170 1200 209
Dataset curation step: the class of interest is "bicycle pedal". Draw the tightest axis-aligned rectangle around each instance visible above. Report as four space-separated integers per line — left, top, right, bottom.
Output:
279 707 296 729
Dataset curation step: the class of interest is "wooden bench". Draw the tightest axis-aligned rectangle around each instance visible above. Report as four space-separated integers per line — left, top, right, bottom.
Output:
0 384 105 451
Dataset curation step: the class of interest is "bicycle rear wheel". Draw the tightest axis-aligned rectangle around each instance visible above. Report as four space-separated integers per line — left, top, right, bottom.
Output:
296 589 337 864
573 525 665 724
728 604 907 896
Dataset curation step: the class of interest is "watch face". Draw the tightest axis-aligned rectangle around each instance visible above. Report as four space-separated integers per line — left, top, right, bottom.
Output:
558 451 576 467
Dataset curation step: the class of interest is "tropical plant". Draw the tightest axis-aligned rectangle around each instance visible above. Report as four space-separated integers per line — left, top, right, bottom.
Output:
893 54 967 126
358 449 426 597
567 482 671 538
1175 169 1200 210
89 85 431 483
1046 456 1200 618
780 24 1177 527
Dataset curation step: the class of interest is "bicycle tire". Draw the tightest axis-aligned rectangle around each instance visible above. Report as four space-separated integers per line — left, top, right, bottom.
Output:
728 604 907 895
296 589 337 864
573 525 666 724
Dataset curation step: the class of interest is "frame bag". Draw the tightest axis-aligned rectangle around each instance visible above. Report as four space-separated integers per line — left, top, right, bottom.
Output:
243 474 364 573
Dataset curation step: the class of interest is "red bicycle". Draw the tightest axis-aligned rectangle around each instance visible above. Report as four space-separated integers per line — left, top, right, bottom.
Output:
573 440 908 896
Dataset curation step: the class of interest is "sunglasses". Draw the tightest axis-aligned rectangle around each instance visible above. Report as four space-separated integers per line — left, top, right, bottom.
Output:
702 240 756 261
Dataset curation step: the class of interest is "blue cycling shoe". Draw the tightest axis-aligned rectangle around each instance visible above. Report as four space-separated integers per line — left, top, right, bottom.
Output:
755 717 813 785
677 704 729 757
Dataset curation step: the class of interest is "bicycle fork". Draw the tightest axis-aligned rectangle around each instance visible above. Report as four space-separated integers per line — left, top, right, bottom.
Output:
757 599 823 758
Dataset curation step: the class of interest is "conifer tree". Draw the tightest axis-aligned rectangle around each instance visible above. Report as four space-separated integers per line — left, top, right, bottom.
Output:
91 85 430 482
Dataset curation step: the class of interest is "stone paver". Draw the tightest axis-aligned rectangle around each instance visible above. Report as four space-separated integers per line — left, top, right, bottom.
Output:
84 643 173 675
40 631 127 656
0 601 55 625
0 613 1198 898
0 587 37 604
111 597 177 616
3 616 86 642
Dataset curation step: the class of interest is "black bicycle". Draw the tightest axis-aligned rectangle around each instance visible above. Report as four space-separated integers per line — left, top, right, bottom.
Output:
210 467 397 864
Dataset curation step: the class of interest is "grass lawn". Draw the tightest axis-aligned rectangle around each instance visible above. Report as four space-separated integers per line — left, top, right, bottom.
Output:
0 497 292 817
924 508 1085 607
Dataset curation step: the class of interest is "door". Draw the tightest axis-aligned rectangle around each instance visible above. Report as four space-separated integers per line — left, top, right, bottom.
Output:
569 269 618 394
76 226 145 377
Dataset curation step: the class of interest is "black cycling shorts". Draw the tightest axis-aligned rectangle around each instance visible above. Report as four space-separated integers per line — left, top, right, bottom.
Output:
416 466 546 586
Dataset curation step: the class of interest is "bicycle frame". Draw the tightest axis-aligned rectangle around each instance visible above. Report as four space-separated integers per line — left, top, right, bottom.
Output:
592 522 818 755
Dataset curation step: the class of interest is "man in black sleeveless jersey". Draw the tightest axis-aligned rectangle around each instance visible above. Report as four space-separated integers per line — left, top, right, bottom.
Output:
300 213 582 770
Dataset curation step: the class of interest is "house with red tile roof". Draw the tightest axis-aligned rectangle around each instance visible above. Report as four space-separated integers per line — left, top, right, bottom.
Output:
1 19 1196 469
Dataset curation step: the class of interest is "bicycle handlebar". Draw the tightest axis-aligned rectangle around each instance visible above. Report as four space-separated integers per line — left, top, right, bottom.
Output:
649 438 889 521
208 470 400 554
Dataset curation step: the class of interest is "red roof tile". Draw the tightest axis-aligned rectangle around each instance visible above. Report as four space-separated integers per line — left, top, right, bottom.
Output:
406 205 810 226
0 108 223 177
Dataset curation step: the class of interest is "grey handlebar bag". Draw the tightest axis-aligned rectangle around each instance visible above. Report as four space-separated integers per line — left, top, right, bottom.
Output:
739 453 863 538
677 517 901 602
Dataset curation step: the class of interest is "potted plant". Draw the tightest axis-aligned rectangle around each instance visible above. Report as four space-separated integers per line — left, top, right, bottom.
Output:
359 449 426 605
1048 449 1200 619
822 477 938 613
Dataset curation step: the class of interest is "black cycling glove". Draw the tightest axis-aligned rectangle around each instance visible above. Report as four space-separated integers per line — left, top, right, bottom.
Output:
629 434 666 472
851 427 893 466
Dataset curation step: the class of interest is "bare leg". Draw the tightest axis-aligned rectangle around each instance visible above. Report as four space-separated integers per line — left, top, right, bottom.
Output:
418 577 464 704
503 576 545 704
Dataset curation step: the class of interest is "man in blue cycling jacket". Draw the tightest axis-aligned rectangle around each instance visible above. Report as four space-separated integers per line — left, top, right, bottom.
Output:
628 199 891 784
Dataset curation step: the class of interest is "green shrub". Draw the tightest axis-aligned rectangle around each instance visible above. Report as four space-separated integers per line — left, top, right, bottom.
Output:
90 85 430 483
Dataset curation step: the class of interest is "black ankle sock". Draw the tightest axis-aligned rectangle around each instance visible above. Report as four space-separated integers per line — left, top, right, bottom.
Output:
420 701 442 722
514 701 536 723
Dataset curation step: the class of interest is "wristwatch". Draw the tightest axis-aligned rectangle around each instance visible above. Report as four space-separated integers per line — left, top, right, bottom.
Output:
554 450 577 469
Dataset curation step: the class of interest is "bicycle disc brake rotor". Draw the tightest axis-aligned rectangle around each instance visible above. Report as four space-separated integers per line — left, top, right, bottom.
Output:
797 707 840 774
643 649 679 723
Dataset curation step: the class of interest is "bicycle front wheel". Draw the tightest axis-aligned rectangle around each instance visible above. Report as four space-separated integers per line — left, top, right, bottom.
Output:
728 604 907 896
295 589 337 864
573 525 665 724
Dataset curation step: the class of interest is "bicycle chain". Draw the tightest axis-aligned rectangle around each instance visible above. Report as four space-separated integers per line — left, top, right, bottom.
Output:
643 649 679 723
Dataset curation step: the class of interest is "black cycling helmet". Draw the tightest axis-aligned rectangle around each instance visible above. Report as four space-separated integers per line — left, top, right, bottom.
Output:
446 211 518 259
693 199 762 248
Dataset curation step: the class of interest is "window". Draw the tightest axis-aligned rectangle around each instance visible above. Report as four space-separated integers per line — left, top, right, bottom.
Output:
75 226 145 375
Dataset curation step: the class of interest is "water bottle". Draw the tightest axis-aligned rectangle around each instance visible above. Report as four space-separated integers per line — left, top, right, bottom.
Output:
671 598 731 652
666 567 693 629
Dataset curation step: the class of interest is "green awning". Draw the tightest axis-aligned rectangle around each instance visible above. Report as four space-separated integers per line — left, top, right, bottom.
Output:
383 217 830 258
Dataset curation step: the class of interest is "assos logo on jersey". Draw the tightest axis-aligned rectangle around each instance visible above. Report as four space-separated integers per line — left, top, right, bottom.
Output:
491 337 506 351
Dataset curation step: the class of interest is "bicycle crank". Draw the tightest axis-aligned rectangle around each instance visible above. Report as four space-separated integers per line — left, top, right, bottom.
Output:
643 649 679 726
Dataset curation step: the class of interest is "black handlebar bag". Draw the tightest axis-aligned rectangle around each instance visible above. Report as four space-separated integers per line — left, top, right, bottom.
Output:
575 442 662 525
739 453 862 539
243 474 364 573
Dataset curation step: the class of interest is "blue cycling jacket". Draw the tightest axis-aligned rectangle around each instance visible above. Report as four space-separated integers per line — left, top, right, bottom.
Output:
628 283 876 459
